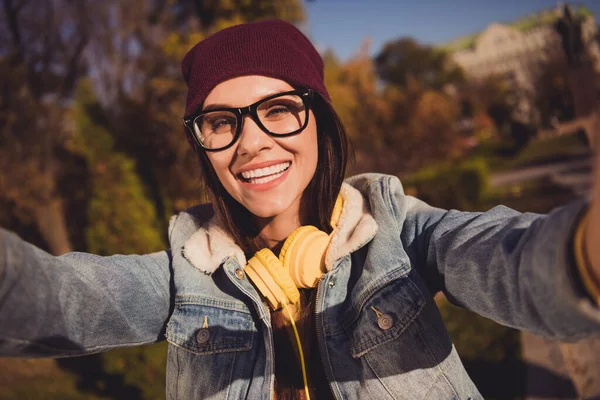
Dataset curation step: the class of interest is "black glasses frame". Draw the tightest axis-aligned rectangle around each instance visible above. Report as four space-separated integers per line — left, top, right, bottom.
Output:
183 89 314 152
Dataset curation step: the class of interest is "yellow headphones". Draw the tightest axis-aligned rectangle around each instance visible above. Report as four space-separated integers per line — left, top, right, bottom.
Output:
244 195 343 310
242 196 342 400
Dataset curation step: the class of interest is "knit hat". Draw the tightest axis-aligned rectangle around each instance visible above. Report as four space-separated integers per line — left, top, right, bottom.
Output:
181 19 330 117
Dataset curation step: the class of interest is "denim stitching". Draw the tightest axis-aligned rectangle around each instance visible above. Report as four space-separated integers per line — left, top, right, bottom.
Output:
174 295 251 313
364 354 398 400
1 336 159 356
340 267 413 331
350 289 425 358
166 339 252 356
414 319 461 399
222 350 236 400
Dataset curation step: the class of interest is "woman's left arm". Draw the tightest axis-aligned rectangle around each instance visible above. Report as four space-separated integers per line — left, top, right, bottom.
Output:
367 171 600 342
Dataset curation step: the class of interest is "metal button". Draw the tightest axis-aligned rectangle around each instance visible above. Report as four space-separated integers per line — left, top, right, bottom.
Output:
377 314 393 330
328 280 335 288
196 328 211 344
235 269 245 279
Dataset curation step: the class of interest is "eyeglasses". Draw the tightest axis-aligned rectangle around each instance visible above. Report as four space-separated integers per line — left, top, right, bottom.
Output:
183 89 314 152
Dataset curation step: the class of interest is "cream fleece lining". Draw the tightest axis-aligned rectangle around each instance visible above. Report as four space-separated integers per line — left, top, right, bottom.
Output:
181 183 378 274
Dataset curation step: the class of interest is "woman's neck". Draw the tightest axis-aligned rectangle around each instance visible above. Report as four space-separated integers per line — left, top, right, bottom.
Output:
255 198 304 252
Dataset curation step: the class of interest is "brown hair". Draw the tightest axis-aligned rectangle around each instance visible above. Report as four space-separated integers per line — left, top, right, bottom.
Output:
189 92 350 258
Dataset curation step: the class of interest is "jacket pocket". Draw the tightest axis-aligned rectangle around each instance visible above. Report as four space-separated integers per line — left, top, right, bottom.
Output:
344 273 426 358
166 296 256 355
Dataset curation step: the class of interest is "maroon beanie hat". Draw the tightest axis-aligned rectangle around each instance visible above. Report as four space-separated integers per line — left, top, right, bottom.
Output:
181 19 330 117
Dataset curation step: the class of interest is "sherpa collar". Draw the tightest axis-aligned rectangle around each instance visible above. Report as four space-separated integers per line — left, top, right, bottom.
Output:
182 183 378 274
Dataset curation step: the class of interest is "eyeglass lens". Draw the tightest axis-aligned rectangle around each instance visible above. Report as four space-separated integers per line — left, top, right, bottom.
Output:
192 93 307 150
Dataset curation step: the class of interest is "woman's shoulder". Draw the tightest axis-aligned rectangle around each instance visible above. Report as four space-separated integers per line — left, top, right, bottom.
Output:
168 203 215 246
344 173 406 196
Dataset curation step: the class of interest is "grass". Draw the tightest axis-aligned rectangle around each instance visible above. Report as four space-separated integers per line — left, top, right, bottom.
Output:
508 133 590 169
483 176 578 213
0 342 168 400
466 132 590 172
436 296 525 400
0 358 107 400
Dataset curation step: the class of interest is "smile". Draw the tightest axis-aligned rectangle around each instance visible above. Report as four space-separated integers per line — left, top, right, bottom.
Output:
239 161 291 184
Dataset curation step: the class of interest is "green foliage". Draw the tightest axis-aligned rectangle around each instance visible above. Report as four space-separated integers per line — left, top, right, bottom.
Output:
578 6 594 18
405 158 489 210
72 80 165 255
101 343 168 399
511 9 559 32
439 34 478 53
85 154 165 255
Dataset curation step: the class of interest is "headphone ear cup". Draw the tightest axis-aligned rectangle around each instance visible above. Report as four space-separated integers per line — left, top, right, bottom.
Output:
280 226 330 288
255 249 300 305
278 226 306 264
245 252 289 310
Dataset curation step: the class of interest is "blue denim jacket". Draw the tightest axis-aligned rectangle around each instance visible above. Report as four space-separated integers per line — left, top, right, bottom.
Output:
1 173 599 399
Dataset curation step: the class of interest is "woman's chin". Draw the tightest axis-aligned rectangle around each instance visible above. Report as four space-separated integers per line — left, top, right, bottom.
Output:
246 206 284 220
244 200 297 221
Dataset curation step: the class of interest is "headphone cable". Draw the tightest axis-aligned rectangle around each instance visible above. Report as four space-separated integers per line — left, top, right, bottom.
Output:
283 303 311 400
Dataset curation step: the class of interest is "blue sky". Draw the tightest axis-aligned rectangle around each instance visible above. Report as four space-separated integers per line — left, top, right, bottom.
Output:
304 0 600 60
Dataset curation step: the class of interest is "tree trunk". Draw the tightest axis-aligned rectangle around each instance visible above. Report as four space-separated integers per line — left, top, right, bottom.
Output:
33 196 73 255
567 60 598 148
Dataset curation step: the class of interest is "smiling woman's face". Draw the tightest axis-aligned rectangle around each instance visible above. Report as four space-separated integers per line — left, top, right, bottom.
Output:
203 75 318 220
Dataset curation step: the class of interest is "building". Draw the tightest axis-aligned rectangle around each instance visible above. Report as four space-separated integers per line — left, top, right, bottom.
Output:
441 5 599 92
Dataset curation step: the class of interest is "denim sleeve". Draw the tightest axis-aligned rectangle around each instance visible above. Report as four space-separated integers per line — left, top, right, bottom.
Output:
0 228 173 357
383 175 600 341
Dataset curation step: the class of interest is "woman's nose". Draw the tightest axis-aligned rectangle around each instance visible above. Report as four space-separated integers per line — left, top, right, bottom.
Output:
236 116 273 156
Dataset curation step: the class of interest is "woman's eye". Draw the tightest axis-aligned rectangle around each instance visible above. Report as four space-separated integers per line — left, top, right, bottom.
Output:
208 118 233 133
265 106 291 117
212 119 229 128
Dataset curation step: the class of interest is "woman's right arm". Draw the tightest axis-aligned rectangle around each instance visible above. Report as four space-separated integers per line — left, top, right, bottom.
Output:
0 228 173 358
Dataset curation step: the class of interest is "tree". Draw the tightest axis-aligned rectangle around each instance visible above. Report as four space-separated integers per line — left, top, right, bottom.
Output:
323 39 466 176
323 42 398 174
458 74 526 147
375 37 465 91
532 55 574 127
70 81 165 255
0 0 306 253
0 0 93 254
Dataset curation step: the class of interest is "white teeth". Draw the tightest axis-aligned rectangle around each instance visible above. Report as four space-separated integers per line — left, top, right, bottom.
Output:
241 162 290 181
250 170 285 184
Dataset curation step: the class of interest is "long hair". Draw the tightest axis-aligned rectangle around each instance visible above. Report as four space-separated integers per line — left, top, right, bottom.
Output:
188 91 350 257
187 91 350 400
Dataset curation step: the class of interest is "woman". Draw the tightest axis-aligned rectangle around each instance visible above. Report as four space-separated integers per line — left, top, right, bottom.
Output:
1 19 599 400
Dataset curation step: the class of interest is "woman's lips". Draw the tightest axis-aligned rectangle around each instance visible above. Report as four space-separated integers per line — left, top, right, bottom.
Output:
238 163 291 191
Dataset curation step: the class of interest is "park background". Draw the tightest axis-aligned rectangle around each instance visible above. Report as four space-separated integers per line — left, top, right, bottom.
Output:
0 0 598 398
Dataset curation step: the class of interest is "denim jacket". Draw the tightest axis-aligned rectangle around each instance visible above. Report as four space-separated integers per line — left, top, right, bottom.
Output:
1 173 599 399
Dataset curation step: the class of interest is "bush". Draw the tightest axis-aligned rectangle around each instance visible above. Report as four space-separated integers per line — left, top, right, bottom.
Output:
404 158 489 210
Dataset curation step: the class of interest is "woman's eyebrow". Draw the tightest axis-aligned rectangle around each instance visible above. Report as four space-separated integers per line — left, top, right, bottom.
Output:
202 103 232 111
202 89 291 112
